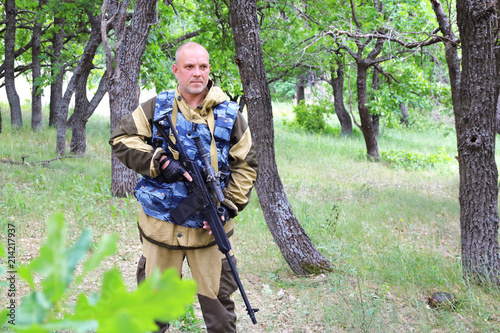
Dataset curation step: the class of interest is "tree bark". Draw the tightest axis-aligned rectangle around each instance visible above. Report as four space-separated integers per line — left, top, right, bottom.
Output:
330 62 352 136
103 0 158 197
295 74 305 105
31 0 45 131
456 0 500 284
69 73 107 154
496 94 500 135
4 0 23 129
399 103 409 126
370 68 380 137
356 60 379 159
49 17 65 127
229 0 331 275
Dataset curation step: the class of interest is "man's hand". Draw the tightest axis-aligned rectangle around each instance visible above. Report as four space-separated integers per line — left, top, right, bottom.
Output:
203 213 226 235
160 156 192 182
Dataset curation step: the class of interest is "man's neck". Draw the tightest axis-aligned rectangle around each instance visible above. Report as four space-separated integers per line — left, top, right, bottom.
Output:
180 91 206 109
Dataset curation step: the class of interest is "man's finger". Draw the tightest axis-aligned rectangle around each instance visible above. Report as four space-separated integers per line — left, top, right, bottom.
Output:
184 171 193 182
203 221 213 235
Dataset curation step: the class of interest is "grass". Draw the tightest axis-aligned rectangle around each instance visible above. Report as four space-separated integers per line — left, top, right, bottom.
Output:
1 102 500 332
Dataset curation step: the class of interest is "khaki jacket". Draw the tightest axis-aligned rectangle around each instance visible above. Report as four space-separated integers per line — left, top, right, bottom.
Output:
110 82 258 247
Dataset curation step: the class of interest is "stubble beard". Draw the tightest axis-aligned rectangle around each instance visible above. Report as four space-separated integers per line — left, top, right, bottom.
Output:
181 81 207 96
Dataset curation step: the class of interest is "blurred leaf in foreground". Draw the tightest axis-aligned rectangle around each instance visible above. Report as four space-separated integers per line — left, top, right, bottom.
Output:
3 213 196 333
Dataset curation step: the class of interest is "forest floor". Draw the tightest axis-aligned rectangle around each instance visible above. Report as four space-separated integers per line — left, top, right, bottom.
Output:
2 106 500 332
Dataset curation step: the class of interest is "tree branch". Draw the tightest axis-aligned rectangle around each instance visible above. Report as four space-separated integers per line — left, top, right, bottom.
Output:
101 0 114 81
0 155 86 167
349 0 362 29
373 64 400 84
325 29 453 49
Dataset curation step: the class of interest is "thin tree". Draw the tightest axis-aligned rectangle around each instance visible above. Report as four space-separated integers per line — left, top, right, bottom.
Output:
48 15 65 127
55 10 103 155
327 57 352 136
229 0 331 275
31 0 45 131
68 73 107 154
67 10 107 154
4 0 23 129
429 0 461 127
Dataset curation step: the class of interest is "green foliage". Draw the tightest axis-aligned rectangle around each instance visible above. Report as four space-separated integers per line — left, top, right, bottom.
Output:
270 80 296 102
366 58 452 128
379 146 452 170
170 304 204 332
0 213 196 333
292 101 332 133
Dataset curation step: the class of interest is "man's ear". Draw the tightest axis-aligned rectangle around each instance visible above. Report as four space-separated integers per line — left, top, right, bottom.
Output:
172 63 178 75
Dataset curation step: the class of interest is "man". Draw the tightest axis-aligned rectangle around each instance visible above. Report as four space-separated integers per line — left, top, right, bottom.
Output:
109 42 258 332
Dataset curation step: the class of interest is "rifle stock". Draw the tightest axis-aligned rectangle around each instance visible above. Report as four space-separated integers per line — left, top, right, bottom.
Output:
153 114 259 324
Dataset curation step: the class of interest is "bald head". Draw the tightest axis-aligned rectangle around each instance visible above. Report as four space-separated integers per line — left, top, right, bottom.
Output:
172 42 211 104
175 42 209 64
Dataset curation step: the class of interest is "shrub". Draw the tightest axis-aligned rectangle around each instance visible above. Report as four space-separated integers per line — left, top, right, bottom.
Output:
292 101 331 133
379 146 452 170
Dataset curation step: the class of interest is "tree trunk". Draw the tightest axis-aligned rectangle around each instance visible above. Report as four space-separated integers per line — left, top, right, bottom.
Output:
356 61 379 159
496 94 500 135
103 0 158 197
69 73 107 154
456 0 500 284
31 0 45 131
296 74 305 105
49 17 65 127
399 103 409 126
70 86 90 154
67 13 107 155
331 63 352 136
370 68 380 137
56 12 103 155
5 0 23 129
229 0 331 276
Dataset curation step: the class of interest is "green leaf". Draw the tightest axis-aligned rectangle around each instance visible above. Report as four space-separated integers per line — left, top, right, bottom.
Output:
71 267 197 333
0 309 8 327
16 292 52 327
19 213 92 303
73 234 118 286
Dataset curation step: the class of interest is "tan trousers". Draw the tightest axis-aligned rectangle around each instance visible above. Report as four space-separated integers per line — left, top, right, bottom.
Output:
141 235 238 333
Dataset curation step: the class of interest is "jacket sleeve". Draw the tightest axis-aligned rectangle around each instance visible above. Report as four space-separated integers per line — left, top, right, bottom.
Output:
222 111 258 215
109 97 165 177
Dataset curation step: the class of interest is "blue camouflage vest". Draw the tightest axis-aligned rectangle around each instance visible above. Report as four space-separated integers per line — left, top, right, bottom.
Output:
134 91 239 228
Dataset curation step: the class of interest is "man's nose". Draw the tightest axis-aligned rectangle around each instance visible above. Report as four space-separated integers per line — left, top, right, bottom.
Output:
193 66 201 76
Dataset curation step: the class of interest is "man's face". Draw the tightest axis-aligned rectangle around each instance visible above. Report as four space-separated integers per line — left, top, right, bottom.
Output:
172 46 211 97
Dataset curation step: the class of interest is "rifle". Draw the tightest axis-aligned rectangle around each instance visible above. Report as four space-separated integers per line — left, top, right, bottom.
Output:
153 113 259 324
